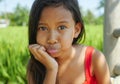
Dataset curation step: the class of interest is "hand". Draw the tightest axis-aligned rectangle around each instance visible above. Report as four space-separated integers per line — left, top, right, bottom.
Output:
29 44 58 71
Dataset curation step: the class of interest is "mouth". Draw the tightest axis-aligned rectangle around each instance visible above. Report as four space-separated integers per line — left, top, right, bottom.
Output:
46 44 60 55
47 49 58 55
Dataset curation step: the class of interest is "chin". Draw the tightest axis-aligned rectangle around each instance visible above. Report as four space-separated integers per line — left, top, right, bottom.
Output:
50 53 60 58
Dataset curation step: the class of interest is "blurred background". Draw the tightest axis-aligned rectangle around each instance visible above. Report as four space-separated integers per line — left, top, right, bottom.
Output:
0 0 104 84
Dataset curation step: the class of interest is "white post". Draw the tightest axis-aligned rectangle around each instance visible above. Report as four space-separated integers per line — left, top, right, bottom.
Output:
104 0 120 77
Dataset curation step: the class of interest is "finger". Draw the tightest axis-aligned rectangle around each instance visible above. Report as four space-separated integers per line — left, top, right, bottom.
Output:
29 44 46 51
29 44 46 54
37 49 54 61
29 45 42 59
38 46 46 51
29 44 39 49
37 49 58 68
29 44 43 53
30 45 48 63
29 44 52 65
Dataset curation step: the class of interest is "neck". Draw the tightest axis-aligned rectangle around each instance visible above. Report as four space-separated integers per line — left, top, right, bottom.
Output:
55 46 76 65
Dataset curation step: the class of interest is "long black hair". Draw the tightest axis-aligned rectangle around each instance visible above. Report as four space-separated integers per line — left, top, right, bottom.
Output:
27 0 85 84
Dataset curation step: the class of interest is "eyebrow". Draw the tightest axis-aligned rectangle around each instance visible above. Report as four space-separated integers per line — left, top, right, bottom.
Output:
38 20 69 25
38 23 47 25
57 21 69 24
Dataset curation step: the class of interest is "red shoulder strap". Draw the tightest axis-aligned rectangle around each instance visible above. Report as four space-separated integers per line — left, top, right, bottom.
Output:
85 46 94 79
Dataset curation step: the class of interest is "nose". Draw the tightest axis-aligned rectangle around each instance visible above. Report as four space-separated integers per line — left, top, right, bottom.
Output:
47 31 58 44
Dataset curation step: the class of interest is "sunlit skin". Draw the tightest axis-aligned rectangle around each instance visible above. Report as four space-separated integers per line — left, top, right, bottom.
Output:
29 6 111 84
37 6 81 57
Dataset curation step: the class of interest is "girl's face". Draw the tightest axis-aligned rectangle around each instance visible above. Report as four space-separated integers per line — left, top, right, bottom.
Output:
36 6 81 57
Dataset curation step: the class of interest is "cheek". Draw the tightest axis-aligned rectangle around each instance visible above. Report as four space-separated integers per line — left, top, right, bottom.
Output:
36 33 46 45
61 31 74 46
36 35 41 44
64 30 75 41
60 37 73 51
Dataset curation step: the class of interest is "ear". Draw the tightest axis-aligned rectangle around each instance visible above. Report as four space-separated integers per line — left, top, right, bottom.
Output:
74 22 82 38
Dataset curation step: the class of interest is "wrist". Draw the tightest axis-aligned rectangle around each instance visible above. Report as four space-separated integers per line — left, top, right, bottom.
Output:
46 63 58 71
46 67 58 73
43 68 58 84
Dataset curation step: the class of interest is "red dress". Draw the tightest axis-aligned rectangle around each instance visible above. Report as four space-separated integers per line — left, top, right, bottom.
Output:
83 47 97 84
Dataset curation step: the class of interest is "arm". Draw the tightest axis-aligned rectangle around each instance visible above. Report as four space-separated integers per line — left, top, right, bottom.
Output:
92 49 111 84
29 44 58 84
27 59 58 84
43 69 58 84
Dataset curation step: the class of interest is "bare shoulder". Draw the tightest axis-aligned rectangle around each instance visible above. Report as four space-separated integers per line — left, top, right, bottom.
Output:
92 48 111 84
74 45 105 60
92 48 107 68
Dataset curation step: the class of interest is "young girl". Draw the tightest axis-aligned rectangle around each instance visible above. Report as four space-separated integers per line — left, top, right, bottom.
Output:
27 0 111 84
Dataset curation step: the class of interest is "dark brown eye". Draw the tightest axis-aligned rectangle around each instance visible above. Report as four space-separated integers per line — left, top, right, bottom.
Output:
58 25 67 30
38 27 48 31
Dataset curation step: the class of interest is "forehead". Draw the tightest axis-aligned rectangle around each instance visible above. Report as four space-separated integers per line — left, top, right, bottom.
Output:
39 6 74 22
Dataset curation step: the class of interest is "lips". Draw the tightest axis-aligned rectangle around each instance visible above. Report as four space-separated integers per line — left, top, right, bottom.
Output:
47 49 58 54
46 45 60 55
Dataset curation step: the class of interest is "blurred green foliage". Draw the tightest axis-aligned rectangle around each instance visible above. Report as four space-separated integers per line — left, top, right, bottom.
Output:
0 26 29 84
83 24 103 51
0 4 29 26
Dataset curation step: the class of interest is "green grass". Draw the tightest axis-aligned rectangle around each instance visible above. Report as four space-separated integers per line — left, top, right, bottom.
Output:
83 24 103 51
0 25 103 83
0 26 29 84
